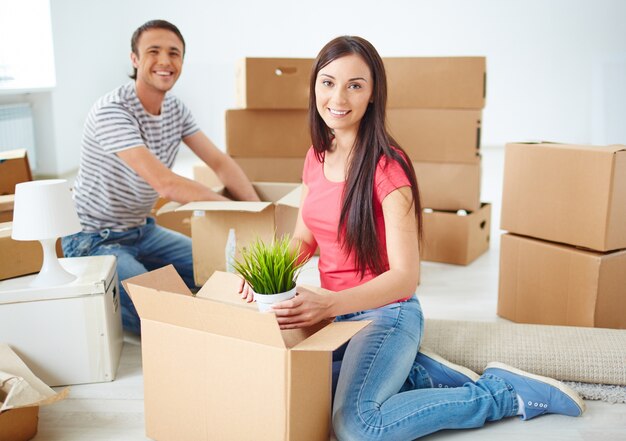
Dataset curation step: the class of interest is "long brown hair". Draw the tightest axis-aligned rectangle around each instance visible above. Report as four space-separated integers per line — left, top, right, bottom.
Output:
309 36 423 277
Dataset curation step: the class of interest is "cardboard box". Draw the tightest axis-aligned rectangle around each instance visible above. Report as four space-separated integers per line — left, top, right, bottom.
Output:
384 57 486 109
413 161 481 211
388 108 481 163
225 109 310 158
498 233 626 329
236 58 313 109
0 344 67 441
0 256 123 386
422 203 491 265
178 183 301 285
124 267 369 441
0 194 14 222
0 149 32 195
191 164 222 188
0 222 64 281
233 158 305 183
234 57 486 110
501 142 626 252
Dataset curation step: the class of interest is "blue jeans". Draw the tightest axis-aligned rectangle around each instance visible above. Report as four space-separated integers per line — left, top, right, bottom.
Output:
62 218 195 335
332 296 518 441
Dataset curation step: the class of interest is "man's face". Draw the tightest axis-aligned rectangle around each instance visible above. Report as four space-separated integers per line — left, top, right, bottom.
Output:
131 28 184 93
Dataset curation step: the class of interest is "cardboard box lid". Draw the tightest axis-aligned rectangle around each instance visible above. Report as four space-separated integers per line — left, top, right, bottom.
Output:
177 200 273 213
0 256 116 303
0 344 67 413
126 267 368 351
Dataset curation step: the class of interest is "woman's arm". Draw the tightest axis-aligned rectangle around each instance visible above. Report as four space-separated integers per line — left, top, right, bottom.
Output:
273 186 420 328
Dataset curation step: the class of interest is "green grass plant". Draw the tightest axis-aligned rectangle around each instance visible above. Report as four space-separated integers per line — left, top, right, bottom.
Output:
233 235 308 295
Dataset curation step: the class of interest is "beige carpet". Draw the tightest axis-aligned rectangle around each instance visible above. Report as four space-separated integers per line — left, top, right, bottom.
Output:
422 319 626 386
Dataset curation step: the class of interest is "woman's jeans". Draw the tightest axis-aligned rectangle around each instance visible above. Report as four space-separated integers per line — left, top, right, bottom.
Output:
62 218 195 335
332 296 518 441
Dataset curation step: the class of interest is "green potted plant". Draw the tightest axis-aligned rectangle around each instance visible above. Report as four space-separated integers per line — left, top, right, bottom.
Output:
233 234 308 312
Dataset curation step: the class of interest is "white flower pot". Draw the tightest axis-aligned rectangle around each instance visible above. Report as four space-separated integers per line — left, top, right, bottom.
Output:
254 287 297 313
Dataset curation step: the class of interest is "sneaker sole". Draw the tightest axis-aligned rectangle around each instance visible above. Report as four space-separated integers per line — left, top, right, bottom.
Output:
485 362 586 414
420 347 480 382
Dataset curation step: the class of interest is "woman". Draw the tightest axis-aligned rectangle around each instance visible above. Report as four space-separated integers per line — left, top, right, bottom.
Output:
242 36 584 440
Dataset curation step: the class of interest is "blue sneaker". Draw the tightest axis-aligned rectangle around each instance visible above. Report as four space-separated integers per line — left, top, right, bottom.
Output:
416 348 480 388
484 362 585 420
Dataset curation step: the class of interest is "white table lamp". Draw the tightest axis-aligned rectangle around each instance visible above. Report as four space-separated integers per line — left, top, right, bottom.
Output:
11 179 82 287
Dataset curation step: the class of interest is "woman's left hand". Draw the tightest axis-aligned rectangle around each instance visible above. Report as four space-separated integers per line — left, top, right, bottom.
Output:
272 285 333 329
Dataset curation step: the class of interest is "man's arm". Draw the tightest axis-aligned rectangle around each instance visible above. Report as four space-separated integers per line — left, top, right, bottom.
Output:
116 146 229 203
183 131 260 201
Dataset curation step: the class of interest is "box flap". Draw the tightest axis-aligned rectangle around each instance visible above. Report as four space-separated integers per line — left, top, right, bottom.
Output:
122 264 193 296
0 149 27 161
155 201 182 216
293 320 371 352
0 344 67 412
127 270 287 348
176 201 272 213
276 185 302 209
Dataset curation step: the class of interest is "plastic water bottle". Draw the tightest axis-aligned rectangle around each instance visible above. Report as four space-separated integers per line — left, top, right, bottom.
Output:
225 228 236 273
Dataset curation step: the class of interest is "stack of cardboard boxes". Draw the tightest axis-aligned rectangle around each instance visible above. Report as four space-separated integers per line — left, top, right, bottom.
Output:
383 57 491 265
193 56 491 267
498 142 626 329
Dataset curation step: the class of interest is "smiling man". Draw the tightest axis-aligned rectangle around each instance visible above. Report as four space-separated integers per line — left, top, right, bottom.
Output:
63 20 259 335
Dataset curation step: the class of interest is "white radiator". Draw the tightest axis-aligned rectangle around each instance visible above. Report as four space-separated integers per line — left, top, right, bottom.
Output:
0 103 36 169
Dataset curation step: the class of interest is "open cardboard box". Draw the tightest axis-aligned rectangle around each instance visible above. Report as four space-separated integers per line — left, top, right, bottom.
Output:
177 183 301 285
0 344 67 441
0 149 32 196
124 267 368 441
498 233 626 329
501 142 626 252
421 203 491 265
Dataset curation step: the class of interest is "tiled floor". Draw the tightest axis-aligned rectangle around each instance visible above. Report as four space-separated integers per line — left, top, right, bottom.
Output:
34 147 626 440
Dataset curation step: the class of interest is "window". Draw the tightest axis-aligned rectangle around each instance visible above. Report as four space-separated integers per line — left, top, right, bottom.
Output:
0 0 55 92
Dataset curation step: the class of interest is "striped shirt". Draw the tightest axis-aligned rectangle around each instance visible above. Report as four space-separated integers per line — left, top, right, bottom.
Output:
73 82 199 231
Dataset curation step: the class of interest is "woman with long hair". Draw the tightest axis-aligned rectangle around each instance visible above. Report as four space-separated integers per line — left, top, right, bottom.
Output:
242 36 584 440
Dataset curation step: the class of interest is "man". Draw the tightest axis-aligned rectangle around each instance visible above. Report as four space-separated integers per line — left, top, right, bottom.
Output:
63 20 259 334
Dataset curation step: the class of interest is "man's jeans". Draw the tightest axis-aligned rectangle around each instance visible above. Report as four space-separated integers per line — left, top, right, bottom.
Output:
62 218 195 335
331 296 518 441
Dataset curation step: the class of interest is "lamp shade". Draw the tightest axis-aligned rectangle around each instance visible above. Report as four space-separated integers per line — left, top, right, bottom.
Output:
12 179 82 241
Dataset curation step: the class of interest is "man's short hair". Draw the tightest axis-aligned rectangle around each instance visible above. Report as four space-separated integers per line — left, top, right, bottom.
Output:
129 19 186 80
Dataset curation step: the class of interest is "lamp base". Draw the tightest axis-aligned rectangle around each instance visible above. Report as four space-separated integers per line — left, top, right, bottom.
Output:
30 238 77 287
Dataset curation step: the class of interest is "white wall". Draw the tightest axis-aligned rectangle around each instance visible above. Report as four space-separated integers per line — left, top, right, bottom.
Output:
40 0 626 175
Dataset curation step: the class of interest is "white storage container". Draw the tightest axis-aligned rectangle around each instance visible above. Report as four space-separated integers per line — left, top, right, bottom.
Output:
0 255 123 386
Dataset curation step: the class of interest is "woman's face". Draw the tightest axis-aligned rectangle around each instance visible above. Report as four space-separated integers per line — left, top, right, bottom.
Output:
315 54 373 137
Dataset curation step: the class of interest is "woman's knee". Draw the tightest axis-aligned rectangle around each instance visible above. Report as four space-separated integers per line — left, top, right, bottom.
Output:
333 402 384 441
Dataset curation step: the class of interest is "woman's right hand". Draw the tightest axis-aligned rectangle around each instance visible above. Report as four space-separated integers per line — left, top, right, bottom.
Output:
238 278 254 303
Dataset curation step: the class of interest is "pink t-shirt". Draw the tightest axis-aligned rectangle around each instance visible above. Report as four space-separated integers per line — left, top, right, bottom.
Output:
301 146 412 293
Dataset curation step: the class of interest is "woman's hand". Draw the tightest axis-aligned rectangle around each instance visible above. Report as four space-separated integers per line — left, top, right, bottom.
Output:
237 277 254 303
272 285 334 329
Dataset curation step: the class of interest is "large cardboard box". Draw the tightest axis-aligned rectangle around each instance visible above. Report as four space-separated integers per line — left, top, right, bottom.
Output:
414 161 481 211
0 256 123 386
178 183 301 285
0 194 14 222
388 108 481 163
498 233 626 329
225 109 310 157
124 267 368 441
422 203 491 265
0 149 32 195
234 57 486 110
501 142 626 252
384 57 486 109
0 344 67 441
236 58 313 109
